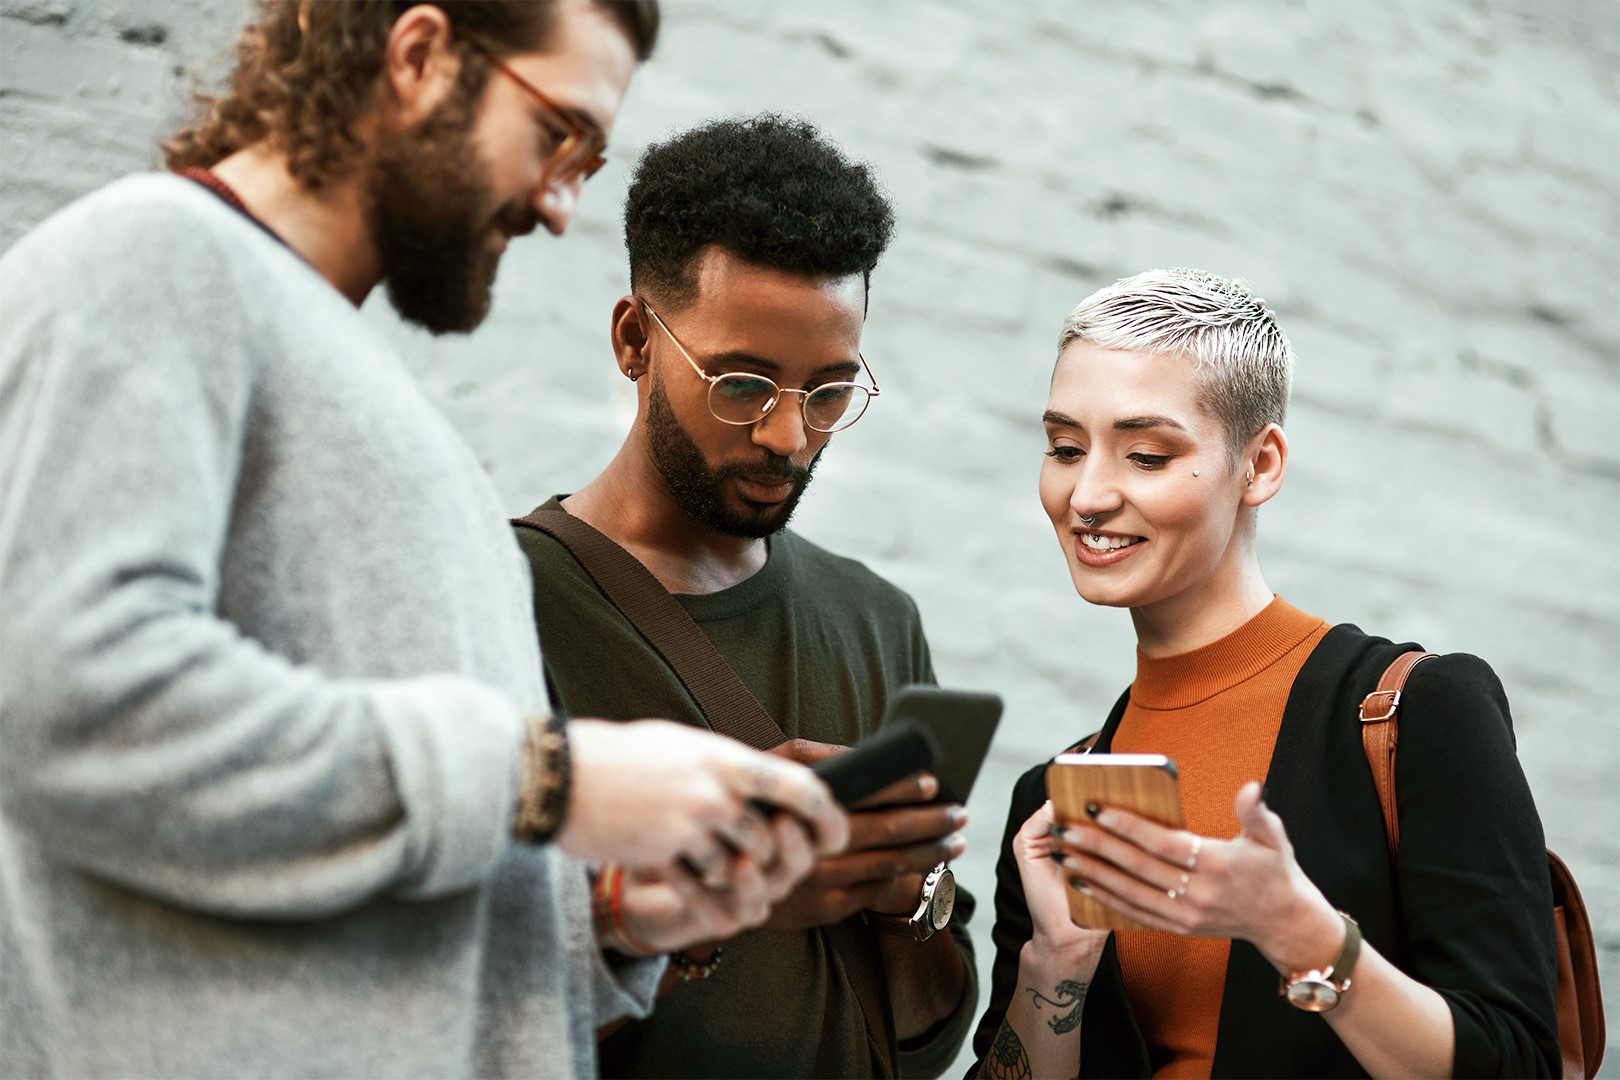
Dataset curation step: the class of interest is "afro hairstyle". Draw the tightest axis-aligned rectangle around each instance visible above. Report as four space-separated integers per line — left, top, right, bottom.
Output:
623 113 896 307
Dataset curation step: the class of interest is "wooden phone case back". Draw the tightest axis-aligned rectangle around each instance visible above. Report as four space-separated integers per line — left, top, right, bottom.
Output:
1045 756 1184 932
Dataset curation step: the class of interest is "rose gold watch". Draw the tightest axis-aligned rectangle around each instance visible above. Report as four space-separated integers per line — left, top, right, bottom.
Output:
1280 910 1361 1012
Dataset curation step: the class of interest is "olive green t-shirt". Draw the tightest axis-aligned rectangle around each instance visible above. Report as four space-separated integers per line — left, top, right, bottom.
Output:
515 498 976 1079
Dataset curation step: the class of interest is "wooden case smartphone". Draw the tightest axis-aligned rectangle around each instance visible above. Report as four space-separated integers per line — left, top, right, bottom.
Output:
1045 753 1184 932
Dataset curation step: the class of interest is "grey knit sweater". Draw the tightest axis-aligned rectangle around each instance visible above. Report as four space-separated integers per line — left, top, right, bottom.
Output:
0 174 658 1078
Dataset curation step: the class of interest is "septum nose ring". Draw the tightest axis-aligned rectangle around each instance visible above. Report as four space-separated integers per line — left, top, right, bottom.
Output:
1078 514 1098 528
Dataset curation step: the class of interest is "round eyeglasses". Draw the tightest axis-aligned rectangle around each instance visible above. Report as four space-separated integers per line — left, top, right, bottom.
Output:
641 302 881 434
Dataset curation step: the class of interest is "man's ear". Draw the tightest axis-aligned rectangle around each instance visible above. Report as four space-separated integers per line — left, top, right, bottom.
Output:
1241 423 1288 508
611 295 650 381
381 4 464 126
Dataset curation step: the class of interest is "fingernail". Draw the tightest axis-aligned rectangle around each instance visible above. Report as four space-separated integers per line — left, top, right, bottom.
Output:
918 774 939 798
1084 801 1101 819
1094 809 1115 829
943 832 966 858
947 805 969 827
1071 881 1093 897
1048 823 1069 841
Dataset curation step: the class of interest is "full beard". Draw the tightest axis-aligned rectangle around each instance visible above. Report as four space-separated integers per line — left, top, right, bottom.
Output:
647 378 821 539
366 88 533 335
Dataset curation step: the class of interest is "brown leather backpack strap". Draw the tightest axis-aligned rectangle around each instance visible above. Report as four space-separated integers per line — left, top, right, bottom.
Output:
1358 650 1606 1076
1358 650 1436 854
513 507 787 750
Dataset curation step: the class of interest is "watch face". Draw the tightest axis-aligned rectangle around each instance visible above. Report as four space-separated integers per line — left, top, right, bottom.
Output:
1285 977 1340 1012
929 873 956 930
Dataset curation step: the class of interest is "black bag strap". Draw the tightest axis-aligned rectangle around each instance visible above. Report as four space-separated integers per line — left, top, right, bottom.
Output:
513 505 898 1078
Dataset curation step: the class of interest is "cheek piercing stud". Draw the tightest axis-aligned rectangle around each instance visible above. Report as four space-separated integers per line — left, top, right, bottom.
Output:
1192 470 1200 477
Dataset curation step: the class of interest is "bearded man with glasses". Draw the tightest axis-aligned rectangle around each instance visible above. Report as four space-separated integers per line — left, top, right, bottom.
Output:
0 6 854 1079
514 114 978 1079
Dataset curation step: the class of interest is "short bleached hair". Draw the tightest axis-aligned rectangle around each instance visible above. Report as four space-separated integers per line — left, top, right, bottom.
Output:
1058 268 1294 454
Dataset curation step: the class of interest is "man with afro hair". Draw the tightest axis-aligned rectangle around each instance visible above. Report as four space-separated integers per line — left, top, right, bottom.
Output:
514 114 978 1078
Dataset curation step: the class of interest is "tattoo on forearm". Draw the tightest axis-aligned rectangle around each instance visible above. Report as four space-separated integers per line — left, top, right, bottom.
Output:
1027 979 1088 1035
984 1022 1031 1079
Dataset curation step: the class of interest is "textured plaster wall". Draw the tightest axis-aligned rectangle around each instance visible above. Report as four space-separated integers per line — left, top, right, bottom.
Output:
3 1 1616 1073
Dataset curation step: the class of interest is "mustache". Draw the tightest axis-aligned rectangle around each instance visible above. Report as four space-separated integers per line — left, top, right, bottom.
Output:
715 456 811 483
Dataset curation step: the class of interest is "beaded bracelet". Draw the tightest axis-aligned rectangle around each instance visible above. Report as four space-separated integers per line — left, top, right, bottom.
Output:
513 712 570 844
668 946 725 982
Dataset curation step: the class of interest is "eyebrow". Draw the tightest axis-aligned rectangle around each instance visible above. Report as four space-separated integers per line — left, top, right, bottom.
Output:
532 100 603 140
566 109 606 140
1114 414 1189 433
1041 410 1190 433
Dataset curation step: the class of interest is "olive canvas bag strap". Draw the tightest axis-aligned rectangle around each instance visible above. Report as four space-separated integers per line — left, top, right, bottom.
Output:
512 506 899 1078
1359 651 1605 1078
513 507 783 750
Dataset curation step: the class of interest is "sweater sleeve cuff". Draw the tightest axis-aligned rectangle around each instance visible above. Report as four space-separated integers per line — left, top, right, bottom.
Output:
590 939 667 1027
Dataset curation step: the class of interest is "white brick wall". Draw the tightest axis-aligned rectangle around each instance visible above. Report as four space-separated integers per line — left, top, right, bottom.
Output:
4 2 1616 1072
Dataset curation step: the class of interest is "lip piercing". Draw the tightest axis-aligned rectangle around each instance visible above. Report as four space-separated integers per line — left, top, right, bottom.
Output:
1185 835 1203 871
1078 514 1098 528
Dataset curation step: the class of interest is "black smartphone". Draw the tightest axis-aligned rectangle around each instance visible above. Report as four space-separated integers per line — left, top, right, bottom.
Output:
811 720 938 807
808 685 1003 808
881 685 1003 805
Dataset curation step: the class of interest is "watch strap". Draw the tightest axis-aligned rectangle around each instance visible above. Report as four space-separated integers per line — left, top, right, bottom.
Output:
867 911 925 940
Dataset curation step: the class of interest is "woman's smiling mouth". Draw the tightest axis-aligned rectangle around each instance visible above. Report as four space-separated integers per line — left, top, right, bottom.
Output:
1078 532 1144 553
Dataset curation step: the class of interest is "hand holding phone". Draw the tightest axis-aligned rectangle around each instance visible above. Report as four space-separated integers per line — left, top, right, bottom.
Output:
782 685 1003 809
1046 753 1184 931
810 721 937 806
754 685 1000 932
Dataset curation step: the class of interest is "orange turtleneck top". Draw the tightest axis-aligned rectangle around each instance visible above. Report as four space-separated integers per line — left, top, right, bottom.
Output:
1107 596 1329 1079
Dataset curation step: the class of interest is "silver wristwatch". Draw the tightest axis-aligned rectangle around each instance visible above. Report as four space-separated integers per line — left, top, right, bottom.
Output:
870 862 955 941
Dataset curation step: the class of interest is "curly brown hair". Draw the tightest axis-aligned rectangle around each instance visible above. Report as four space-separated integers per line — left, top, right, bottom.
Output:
164 0 658 190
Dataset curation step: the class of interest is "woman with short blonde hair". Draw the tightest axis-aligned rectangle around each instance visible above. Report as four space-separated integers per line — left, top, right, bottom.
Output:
970 268 1559 1078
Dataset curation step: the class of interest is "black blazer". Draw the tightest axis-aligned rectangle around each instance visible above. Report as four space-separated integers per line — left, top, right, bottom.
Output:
968 624 1560 1078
